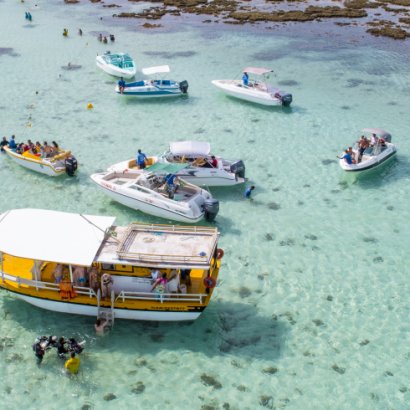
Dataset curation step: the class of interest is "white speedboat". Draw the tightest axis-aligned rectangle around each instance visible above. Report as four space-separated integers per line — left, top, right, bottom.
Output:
90 166 219 223
96 51 136 79
0 208 223 321
3 146 78 177
338 128 397 172
108 141 246 187
212 67 292 106
115 65 188 97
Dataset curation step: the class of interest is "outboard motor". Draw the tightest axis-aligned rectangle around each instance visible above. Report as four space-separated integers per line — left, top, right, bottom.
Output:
65 155 78 176
179 80 189 94
384 133 392 143
204 198 219 222
230 160 245 179
274 91 292 107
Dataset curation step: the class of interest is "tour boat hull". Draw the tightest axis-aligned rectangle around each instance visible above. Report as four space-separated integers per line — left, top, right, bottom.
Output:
4 147 67 176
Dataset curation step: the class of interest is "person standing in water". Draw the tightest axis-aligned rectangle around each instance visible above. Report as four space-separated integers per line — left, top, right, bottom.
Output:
65 352 80 375
244 186 255 199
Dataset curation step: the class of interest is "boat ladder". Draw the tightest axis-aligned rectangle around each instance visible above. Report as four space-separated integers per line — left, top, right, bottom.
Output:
97 289 115 329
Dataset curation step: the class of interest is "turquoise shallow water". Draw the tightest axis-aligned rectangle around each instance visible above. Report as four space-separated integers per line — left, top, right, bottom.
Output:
1 1 410 409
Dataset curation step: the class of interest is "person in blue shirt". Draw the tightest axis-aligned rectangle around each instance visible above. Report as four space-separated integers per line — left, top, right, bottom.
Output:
8 135 17 151
136 149 147 169
118 77 125 94
244 185 255 198
337 150 353 165
242 72 249 86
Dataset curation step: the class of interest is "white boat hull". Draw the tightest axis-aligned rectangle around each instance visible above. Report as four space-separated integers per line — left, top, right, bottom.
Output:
90 174 205 223
108 158 245 187
212 79 283 106
4 148 65 176
339 143 397 172
14 292 201 321
96 57 136 80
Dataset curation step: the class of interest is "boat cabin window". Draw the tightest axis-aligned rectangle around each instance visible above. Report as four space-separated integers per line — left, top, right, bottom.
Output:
101 263 115 270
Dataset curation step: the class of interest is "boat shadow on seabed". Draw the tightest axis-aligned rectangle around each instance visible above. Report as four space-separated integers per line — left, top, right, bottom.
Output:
2 297 289 362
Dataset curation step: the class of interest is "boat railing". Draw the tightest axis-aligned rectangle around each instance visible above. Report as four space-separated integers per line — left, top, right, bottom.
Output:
1 272 97 299
115 290 207 304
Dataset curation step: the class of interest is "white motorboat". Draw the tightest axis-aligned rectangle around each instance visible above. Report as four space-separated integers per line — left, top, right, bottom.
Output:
96 51 137 79
108 141 246 187
212 67 292 106
90 165 219 223
115 65 188 97
338 128 397 172
3 146 78 177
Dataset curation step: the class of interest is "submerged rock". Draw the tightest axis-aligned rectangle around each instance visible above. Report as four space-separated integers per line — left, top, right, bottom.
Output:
103 393 117 401
262 366 279 374
259 395 274 408
131 381 146 394
200 374 222 389
332 364 346 374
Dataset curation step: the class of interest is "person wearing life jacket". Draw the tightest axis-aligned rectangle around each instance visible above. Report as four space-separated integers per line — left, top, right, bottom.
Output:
65 352 80 375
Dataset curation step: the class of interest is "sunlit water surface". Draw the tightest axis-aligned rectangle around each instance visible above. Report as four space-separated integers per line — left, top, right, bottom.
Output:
0 1 410 409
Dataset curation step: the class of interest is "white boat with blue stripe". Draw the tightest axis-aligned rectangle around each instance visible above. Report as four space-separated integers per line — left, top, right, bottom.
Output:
115 65 188 98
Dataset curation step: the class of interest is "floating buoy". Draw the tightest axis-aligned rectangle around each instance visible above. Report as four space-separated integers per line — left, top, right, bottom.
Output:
87 103 93 110
63 28 68 37
26 123 32 128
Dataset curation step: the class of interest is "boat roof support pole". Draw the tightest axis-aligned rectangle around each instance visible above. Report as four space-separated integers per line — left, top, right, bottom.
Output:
0 252 3 283
69 264 74 284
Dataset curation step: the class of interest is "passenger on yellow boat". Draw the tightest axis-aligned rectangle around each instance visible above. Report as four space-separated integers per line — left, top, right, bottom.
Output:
166 270 180 293
152 273 167 299
101 273 113 299
88 267 99 293
95 318 110 336
43 141 52 158
52 264 63 284
150 269 160 283
73 266 87 286
65 352 80 375
59 276 76 299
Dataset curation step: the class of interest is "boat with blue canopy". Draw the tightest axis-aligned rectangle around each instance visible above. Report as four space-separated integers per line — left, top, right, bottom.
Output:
115 65 188 98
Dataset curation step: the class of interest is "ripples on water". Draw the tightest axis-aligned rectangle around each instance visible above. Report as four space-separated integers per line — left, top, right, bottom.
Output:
0 1 410 409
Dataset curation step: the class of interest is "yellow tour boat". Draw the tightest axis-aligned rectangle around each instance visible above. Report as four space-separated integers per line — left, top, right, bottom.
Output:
3 146 78 176
0 209 223 322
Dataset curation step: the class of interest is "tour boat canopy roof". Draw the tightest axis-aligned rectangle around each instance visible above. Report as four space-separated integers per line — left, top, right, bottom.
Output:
0 209 115 266
362 128 391 138
243 67 273 76
142 65 170 75
169 141 211 157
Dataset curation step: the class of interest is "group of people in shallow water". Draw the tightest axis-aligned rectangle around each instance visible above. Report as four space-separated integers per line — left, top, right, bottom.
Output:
338 133 387 165
98 33 115 44
32 335 84 374
1 135 61 158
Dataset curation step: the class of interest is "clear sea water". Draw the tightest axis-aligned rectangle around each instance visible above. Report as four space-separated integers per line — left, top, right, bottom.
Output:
1 1 410 409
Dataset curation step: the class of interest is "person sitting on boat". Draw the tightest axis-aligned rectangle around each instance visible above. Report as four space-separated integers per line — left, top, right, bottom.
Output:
118 77 126 94
1 137 8 152
346 147 356 163
151 273 167 299
357 136 370 163
166 270 180 294
136 149 147 169
210 155 218 168
73 266 87 286
52 141 60 153
59 275 77 299
16 143 25 155
88 266 99 293
43 141 52 157
53 264 63 284
65 352 80 375
150 269 160 283
101 273 113 300
337 150 355 165
8 135 17 151
242 72 249 86
370 133 378 147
